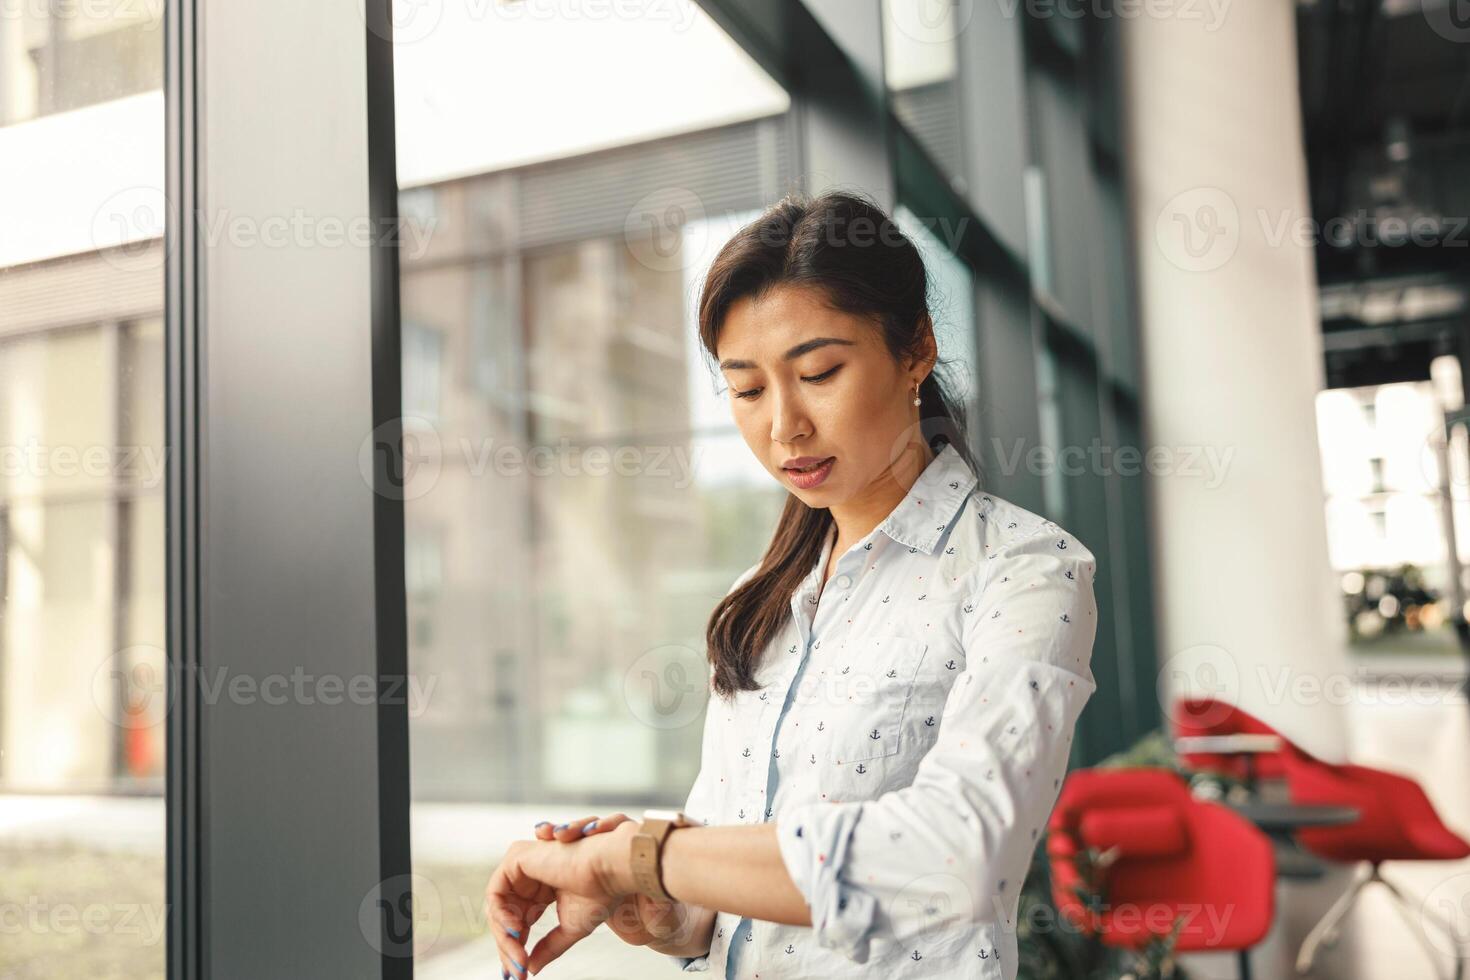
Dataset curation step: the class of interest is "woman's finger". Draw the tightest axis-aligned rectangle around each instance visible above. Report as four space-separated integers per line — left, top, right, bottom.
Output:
484 872 530 977
531 818 578 840
585 812 634 834
531 811 633 847
558 811 634 841
493 911 535 980
484 912 529 976
545 815 599 841
526 922 591 975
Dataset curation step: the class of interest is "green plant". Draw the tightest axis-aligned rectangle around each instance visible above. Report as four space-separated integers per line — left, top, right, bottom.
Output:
1098 728 1251 802
1016 836 1192 980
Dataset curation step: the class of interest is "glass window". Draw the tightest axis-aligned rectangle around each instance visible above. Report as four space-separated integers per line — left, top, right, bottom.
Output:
0 1 163 126
0 4 165 977
1317 381 1464 653
896 204 978 445
1028 62 1095 336
390 0 791 965
882 0 966 188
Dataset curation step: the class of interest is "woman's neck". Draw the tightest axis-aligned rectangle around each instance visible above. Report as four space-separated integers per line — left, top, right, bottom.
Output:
823 440 936 580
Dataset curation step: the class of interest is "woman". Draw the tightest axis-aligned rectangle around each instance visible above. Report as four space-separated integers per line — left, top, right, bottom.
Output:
486 190 1098 980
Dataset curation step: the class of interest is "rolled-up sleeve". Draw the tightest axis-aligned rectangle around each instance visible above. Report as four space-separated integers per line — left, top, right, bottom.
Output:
775 523 1099 963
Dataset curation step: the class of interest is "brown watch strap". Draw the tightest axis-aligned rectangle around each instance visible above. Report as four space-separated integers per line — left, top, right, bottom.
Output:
630 819 675 901
630 812 691 901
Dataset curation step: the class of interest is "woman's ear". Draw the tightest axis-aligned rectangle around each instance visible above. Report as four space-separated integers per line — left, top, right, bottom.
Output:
907 313 939 378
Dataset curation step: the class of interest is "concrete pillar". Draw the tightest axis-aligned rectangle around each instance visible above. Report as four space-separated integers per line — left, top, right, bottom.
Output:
1120 0 1352 764
1120 5 1366 976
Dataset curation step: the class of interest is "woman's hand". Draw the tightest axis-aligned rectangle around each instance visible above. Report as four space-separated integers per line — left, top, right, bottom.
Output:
487 817 697 976
527 814 696 950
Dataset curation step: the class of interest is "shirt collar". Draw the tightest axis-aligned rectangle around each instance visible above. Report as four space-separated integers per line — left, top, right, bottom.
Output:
791 441 980 612
876 441 979 555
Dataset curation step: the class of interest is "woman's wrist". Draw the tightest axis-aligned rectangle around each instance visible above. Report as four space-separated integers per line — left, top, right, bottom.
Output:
594 820 644 898
646 903 716 958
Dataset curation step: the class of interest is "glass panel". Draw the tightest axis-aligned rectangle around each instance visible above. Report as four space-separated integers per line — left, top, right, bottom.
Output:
1029 63 1095 336
882 0 965 188
1317 380 1466 655
0 4 165 974
390 1 791 969
896 204 978 439
0 1 163 126
1050 343 1131 760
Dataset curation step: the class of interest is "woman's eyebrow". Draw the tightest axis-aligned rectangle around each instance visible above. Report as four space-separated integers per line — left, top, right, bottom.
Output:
719 337 856 371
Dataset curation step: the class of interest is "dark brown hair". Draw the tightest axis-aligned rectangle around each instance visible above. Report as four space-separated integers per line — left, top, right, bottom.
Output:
699 189 977 700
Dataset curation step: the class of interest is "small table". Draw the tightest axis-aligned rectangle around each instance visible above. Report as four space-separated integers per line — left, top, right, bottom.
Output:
1174 734 1284 788
1225 801 1361 879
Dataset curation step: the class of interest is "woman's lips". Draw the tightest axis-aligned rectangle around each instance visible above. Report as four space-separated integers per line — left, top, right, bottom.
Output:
784 456 835 489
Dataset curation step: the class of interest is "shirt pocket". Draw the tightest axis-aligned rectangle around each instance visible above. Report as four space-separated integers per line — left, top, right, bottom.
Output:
818 635 929 766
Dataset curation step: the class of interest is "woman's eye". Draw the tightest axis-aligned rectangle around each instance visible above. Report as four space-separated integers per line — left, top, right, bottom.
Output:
730 366 839 400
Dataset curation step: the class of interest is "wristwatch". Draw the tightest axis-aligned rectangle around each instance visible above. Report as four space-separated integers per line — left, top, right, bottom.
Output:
630 808 696 902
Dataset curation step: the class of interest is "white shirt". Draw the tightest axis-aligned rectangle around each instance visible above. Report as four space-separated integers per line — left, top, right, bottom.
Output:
666 441 1098 979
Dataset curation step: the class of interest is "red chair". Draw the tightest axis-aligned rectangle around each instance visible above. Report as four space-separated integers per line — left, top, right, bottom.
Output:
1278 740 1469 978
1047 767 1276 979
1171 696 1287 785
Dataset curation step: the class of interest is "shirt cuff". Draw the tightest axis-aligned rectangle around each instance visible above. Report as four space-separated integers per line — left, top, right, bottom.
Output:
776 801 880 963
665 952 710 972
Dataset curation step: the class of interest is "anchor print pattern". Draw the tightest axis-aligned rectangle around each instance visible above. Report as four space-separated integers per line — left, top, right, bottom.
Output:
662 442 1098 980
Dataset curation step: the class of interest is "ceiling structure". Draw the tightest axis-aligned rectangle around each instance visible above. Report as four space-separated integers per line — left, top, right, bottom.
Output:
1297 0 1470 388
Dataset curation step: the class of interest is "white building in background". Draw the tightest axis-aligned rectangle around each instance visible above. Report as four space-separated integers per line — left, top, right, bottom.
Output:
1315 357 1470 635
0 7 168 793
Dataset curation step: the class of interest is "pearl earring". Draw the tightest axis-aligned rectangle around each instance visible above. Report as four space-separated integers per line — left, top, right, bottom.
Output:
912 385 921 407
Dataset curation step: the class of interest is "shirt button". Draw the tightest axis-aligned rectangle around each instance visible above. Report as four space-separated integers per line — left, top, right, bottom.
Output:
835 574 852 589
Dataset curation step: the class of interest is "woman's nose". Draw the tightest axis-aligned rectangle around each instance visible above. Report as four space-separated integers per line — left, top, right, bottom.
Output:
769 388 812 444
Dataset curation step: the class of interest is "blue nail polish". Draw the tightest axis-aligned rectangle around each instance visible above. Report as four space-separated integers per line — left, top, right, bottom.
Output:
513 960 525 974
583 820 598 833
553 823 568 831
533 821 549 828
505 925 521 939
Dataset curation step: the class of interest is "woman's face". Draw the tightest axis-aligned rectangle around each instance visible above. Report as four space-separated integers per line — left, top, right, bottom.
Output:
716 284 933 508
